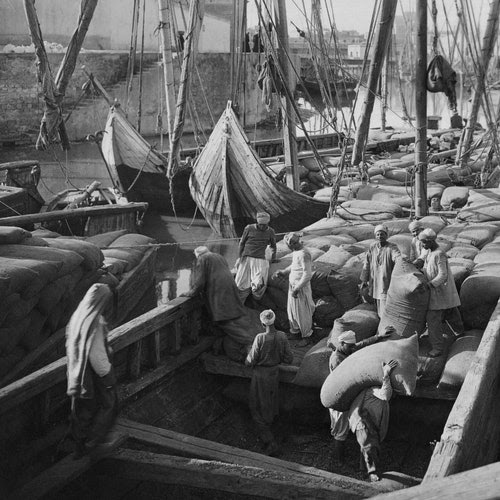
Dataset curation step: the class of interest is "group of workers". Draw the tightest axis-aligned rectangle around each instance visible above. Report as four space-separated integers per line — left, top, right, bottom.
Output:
63 212 463 482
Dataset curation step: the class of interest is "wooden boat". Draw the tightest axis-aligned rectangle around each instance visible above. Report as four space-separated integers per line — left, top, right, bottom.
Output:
189 101 330 238
0 160 44 217
100 104 195 215
1 289 499 499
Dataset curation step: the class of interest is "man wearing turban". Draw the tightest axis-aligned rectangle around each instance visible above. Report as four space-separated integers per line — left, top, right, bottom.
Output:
273 232 315 347
408 220 424 262
181 247 245 322
235 211 277 302
418 228 462 357
360 224 401 318
245 309 293 455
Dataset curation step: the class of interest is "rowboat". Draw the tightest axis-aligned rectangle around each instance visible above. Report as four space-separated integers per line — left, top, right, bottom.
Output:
189 101 330 238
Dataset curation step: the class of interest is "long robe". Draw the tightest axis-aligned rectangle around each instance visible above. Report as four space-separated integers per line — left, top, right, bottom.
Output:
246 330 293 437
286 248 315 337
186 251 245 322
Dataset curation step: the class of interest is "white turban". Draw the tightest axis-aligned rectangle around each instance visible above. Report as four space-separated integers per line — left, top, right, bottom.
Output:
338 330 356 344
408 220 423 232
256 211 271 224
260 309 276 326
284 232 301 247
194 246 209 257
374 224 388 235
418 228 437 241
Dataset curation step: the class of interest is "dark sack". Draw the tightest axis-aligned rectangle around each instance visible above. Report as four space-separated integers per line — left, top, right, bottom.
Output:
426 55 456 93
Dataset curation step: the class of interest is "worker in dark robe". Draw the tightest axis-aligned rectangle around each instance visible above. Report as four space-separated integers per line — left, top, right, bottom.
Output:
66 284 117 458
235 211 277 302
360 224 401 318
181 246 245 322
245 309 294 456
330 360 399 482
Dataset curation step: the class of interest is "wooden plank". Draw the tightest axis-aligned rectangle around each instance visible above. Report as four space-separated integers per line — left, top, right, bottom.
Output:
424 298 500 480
200 352 299 384
148 331 161 368
9 432 127 500
115 418 385 495
166 320 182 354
101 448 376 499
0 202 148 227
371 461 500 500
128 340 142 379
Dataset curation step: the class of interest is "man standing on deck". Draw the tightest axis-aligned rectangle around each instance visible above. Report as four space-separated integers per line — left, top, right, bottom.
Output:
273 232 315 347
408 220 425 262
360 224 401 318
235 211 277 302
181 246 245 322
416 228 462 357
245 309 293 456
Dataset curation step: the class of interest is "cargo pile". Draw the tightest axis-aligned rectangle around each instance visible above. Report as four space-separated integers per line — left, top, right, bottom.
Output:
0 226 155 378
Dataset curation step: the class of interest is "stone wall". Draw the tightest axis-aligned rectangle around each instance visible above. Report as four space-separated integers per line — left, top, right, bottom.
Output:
0 51 271 143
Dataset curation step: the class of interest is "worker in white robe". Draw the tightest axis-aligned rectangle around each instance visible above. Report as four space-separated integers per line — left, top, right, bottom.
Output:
360 224 401 318
408 220 424 262
417 228 462 357
273 232 315 347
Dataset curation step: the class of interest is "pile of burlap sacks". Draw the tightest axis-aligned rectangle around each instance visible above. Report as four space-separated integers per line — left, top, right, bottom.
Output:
246 213 500 394
0 226 155 379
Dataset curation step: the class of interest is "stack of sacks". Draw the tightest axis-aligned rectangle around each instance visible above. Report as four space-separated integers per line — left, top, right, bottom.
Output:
0 227 155 379
440 186 470 210
460 232 500 329
457 188 500 222
293 303 379 388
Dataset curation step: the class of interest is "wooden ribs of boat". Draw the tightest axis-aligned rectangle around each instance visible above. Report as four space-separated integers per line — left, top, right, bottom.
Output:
189 102 330 238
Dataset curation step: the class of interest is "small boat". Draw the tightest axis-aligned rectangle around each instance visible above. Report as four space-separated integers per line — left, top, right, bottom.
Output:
189 101 330 238
100 104 195 215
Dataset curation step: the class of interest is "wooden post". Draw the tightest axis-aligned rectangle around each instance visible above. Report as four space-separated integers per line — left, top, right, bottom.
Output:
148 331 161 368
415 0 428 217
275 0 299 191
166 320 182 354
457 0 500 166
351 0 398 169
128 341 143 379
158 0 177 145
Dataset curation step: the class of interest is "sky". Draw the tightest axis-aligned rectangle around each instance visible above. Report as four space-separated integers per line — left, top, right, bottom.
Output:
246 0 490 36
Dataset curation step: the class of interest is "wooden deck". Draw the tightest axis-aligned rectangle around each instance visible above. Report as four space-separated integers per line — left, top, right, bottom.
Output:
200 342 459 401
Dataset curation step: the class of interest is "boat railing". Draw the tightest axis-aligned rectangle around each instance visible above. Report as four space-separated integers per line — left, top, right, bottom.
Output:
0 295 206 440
423 297 500 481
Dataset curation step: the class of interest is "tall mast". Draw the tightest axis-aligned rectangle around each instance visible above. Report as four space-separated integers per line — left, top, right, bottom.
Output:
457 0 500 167
167 0 205 180
275 0 299 191
415 0 428 217
351 0 397 170
158 0 176 148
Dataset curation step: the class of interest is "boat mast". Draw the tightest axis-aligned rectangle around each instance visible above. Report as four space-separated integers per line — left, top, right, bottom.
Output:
158 0 177 149
415 0 428 217
275 0 299 191
167 0 205 180
457 0 500 167
351 0 397 171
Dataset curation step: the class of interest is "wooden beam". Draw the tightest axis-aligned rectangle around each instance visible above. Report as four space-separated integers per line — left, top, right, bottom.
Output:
101 448 375 499
9 432 127 500
424 298 500 480
0 202 148 227
115 418 385 496
371 461 500 500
